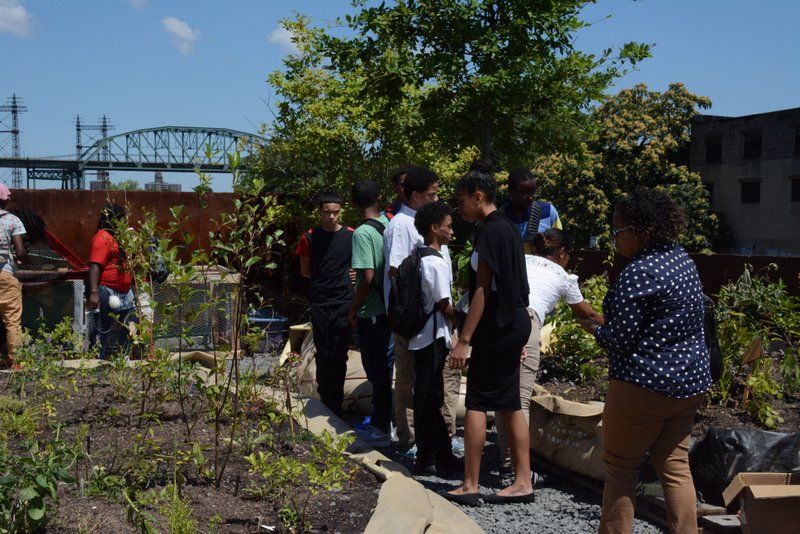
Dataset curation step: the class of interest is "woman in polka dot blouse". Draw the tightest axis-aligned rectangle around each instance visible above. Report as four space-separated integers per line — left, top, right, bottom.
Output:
579 188 711 534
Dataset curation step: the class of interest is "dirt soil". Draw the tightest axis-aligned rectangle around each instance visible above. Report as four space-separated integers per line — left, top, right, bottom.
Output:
538 355 800 436
0 368 380 533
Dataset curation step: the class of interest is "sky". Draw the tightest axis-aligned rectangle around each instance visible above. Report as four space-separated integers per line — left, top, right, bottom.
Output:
1 0 798 191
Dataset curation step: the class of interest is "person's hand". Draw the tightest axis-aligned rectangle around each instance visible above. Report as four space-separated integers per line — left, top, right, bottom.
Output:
578 318 598 335
520 347 527 363
347 308 358 329
349 269 356 285
450 340 469 370
88 290 100 309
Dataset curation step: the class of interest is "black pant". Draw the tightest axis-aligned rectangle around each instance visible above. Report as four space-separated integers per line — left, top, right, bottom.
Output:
412 338 452 465
310 302 352 414
356 314 393 432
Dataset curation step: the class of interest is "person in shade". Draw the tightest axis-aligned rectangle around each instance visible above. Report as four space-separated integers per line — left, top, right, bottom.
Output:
0 184 27 367
348 179 393 447
384 164 412 219
88 204 137 359
501 167 562 253
444 160 534 507
295 191 355 416
578 188 711 534
409 201 463 476
495 228 604 484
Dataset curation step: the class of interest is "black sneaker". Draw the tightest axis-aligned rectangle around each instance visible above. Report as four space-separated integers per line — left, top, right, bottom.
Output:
413 461 438 476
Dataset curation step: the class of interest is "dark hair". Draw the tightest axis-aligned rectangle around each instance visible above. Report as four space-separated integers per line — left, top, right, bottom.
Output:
97 204 126 233
455 159 497 203
508 167 536 191
402 165 439 200
391 164 415 186
317 190 343 208
414 201 452 237
351 179 380 209
531 228 571 257
616 188 686 246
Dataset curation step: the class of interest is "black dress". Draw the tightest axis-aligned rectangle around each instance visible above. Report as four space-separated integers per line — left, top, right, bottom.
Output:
466 210 531 412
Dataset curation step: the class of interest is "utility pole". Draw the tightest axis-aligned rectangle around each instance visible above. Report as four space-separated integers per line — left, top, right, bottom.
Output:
0 94 28 188
77 114 114 189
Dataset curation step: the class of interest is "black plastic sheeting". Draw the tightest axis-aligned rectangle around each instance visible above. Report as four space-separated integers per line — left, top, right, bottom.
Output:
690 426 800 506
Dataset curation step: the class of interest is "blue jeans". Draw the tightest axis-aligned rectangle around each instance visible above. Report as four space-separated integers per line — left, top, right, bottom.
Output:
96 285 138 359
356 314 394 432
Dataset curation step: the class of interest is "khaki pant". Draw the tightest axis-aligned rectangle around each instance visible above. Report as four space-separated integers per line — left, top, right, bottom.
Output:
497 310 540 467
600 380 704 534
0 271 23 361
394 333 461 447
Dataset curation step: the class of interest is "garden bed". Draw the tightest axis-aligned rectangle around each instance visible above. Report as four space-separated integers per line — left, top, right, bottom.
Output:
539 355 800 436
0 359 380 533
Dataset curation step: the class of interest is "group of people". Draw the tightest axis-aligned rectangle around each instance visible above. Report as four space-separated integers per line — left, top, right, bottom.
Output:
296 160 712 533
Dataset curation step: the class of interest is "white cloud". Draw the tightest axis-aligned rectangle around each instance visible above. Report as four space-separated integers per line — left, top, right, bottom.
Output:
162 16 199 55
127 0 146 10
0 0 32 38
267 26 299 54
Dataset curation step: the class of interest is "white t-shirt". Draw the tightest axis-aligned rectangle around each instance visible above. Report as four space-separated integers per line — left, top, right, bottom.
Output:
0 210 26 274
409 247 453 351
526 255 583 324
383 204 423 305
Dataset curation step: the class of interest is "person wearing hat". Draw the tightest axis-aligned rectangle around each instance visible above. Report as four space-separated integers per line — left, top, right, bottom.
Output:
0 184 27 366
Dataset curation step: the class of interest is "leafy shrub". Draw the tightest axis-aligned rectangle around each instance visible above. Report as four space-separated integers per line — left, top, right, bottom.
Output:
714 265 800 428
544 275 609 383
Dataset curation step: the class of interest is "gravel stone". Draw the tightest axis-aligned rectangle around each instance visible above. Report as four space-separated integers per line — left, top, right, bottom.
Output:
383 428 667 534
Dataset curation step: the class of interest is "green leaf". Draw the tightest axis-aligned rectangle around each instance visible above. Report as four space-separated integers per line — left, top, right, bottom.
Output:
18 487 39 502
27 505 45 521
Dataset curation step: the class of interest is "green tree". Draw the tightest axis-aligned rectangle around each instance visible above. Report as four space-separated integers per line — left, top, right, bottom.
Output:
253 1 650 217
537 83 719 251
109 179 141 191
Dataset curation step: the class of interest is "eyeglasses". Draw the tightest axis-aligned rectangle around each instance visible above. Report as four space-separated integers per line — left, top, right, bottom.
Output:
611 225 633 238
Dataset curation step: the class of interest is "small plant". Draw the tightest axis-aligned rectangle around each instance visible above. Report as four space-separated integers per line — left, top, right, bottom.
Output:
0 431 76 533
545 275 609 383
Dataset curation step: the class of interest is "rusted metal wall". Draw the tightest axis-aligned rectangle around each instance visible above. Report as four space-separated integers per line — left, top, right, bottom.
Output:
11 190 235 262
572 250 800 296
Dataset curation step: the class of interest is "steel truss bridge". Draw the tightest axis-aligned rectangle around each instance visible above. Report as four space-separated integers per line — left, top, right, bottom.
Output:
0 126 267 189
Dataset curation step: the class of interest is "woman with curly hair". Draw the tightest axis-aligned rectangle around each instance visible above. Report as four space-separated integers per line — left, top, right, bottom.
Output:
579 188 711 533
444 160 534 506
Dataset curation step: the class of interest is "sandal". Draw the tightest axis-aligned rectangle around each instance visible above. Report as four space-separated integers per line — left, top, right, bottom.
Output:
482 491 535 505
440 491 482 507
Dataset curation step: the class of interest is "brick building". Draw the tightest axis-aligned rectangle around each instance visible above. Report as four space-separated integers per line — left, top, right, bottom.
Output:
690 107 800 255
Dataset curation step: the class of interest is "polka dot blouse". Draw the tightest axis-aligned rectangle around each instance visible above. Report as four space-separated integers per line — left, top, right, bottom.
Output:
594 244 711 398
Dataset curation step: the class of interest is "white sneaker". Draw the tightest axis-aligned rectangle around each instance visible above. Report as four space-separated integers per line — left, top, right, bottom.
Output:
357 425 391 448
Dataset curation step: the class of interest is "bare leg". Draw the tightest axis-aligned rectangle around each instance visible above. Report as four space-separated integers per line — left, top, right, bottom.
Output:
448 409 486 495
496 409 533 496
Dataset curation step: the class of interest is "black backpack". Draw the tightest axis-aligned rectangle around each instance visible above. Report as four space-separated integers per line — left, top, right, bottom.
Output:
388 247 441 339
703 295 723 382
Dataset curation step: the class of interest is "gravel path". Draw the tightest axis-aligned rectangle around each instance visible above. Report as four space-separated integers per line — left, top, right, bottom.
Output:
384 429 667 534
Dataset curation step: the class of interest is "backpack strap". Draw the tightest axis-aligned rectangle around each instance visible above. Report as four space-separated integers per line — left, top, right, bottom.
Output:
361 218 385 236
525 202 542 241
418 246 443 260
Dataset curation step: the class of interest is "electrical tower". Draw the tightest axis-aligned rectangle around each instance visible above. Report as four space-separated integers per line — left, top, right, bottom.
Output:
76 114 114 189
0 94 27 188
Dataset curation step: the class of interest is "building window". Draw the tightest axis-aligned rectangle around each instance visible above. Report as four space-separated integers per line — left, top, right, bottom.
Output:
704 182 714 204
705 136 722 163
792 177 800 202
741 181 761 204
743 131 762 159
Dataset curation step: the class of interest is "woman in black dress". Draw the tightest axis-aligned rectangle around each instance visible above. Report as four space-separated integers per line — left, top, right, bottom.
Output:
445 161 534 506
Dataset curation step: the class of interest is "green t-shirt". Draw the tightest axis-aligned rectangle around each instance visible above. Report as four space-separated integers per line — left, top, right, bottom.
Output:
351 215 389 318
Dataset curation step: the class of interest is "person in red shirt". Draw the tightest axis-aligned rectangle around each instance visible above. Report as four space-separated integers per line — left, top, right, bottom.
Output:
88 204 137 359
